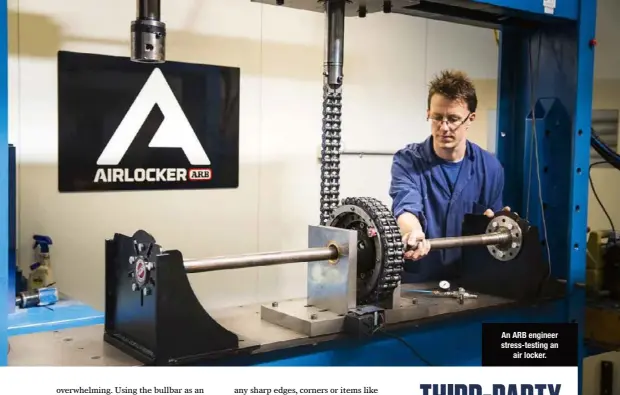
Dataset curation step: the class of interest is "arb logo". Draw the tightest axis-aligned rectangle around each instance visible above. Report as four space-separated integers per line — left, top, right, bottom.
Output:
189 169 212 181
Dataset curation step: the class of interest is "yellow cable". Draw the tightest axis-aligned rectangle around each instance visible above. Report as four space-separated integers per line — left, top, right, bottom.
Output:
494 29 500 45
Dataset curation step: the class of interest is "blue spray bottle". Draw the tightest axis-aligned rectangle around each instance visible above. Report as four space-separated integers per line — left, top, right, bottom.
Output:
28 235 54 290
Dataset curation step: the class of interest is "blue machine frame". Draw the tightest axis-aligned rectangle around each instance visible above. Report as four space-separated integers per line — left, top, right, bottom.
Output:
205 0 596 374
214 0 598 376
0 0 597 390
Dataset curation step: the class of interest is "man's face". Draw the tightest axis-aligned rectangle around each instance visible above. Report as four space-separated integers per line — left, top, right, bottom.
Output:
427 94 475 151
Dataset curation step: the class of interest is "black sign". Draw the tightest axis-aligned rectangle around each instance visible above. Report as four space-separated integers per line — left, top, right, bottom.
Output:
57 51 240 192
481 322 578 366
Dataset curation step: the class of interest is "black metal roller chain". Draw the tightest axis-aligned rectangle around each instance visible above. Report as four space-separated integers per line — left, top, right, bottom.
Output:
319 85 342 225
318 76 403 303
333 197 405 304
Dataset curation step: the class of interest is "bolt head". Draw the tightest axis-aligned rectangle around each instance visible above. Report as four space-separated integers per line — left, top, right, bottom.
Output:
131 283 138 291
511 242 518 249
492 222 498 228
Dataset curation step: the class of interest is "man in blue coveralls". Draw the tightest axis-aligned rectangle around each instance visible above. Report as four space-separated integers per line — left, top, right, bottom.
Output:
389 70 509 282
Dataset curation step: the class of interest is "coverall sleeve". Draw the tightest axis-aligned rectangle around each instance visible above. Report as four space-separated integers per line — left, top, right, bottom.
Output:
488 164 505 212
389 150 426 229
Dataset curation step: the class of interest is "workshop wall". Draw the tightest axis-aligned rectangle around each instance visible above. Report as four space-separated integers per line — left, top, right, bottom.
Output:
8 0 502 310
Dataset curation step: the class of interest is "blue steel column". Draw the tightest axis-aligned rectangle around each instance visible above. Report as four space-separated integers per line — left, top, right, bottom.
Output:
571 0 597 390
0 0 8 366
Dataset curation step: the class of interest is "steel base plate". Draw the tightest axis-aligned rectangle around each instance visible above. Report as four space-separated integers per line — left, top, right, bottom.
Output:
386 283 510 324
260 301 344 337
259 283 515 337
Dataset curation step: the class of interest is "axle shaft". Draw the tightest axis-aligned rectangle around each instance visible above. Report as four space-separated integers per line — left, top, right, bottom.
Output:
409 231 512 251
183 231 513 274
429 231 512 249
184 246 339 273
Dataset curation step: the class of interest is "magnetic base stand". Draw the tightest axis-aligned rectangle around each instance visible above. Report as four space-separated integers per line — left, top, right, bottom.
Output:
103 230 258 366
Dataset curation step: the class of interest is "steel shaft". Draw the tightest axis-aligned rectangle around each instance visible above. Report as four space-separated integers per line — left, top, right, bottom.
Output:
137 0 160 20
131 0 166 63
183 231 512 273
428 231 512 249
184 246 339 273
409 231 512 251
324 0 345 89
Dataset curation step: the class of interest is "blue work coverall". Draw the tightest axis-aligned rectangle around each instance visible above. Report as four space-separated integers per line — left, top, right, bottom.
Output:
389 136 505 282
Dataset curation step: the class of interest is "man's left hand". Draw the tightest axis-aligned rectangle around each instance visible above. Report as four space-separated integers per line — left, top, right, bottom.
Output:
483 206 511 218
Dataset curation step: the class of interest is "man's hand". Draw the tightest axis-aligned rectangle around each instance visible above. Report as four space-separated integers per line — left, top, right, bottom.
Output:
483 206 511 218
402 230 431 261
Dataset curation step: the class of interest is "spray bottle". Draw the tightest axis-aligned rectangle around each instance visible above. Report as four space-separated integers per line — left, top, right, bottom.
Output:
28 235 54 291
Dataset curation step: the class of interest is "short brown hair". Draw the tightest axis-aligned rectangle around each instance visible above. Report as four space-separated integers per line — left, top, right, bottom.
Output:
427 70 477 112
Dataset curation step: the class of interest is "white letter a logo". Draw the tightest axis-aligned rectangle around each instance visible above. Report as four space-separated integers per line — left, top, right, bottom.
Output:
96 68 211 166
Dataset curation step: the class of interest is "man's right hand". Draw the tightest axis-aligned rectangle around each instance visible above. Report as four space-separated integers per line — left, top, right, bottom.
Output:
402 231 431 260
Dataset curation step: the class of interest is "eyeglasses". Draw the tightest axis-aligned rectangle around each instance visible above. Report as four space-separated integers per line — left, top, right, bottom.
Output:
429 112 471 130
